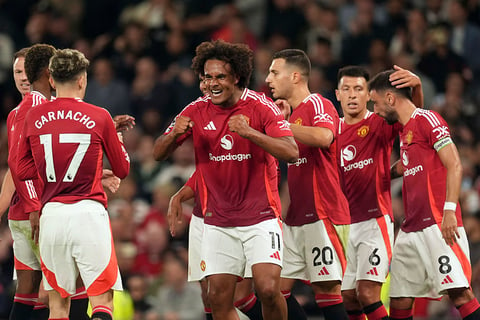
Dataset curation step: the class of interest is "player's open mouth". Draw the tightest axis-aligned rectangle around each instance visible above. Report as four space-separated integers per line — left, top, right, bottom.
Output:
211 89 222 96
347 102 358 107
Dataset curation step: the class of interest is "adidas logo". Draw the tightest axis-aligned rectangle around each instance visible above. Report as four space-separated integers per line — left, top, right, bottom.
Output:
441 275 454 285
203 121 216 130
366 267 379 276
269 251 281 261
318 266 330 276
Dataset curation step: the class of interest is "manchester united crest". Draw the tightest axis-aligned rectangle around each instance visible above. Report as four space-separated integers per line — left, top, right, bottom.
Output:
406 130 413 144
295 118 302 125
357 125 369 137
200 260 206 271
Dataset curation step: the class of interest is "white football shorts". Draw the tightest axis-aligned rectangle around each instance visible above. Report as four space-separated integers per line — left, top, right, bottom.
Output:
201 218 283 278
40 200 122 298
342 215 393 290
282 219 348 283
390 224 471 298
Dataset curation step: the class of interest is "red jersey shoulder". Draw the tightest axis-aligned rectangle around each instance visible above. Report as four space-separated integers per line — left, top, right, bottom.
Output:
241 89 283 116
412 109 450 139
305 94 337 126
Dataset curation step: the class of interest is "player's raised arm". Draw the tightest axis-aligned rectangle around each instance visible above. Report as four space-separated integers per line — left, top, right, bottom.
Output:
153 115 193 161
390 65 423 108
288 124 333 148
228 114 298 163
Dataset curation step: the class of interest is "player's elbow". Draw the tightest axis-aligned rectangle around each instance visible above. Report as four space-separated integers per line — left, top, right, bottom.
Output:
285 143 300 163
113 165 130 180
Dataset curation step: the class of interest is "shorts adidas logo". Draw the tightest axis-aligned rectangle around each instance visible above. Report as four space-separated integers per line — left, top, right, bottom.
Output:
269 251 281 261
441 275 454 285
366 267 379 276
318 266 329 276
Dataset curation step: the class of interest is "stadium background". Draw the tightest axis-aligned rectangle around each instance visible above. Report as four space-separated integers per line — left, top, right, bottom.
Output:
0 0 480 319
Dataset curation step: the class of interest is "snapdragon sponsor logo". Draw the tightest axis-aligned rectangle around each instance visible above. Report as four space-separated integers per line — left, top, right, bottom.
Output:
220 134 234 150
343 158 373 172
340 145 373 172
209 153 252 162
288 157 307 167
404 165 423 177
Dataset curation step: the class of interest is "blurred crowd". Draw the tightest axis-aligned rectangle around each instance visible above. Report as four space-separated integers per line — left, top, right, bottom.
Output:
0 0 480 319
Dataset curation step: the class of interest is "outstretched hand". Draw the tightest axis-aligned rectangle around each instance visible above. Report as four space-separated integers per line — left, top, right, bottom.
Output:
113 115 136 132
389 65 421 89
102 169 121 193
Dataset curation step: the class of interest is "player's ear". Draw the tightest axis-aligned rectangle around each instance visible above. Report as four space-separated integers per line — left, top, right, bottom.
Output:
77 72 87 90
48 76 56 90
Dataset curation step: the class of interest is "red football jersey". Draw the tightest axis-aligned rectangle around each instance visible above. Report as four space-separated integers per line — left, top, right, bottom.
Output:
7 92 45 220
185 171 202 218
337 111 401 223
165 89 293 227
17 97 130 208
286 94 350 226
399 109 462 232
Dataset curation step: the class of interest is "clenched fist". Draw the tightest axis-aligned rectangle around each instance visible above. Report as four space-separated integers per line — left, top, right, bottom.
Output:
228 114 251 137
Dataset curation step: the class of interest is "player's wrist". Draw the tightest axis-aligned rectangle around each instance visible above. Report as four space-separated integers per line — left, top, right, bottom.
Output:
443 201 457 212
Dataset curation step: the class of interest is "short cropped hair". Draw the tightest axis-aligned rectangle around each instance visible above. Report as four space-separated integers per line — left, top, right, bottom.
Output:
191 40 253 89
49 49 90 83
24 44 56 83
272 49 311 78
368 70 412 101
13 47 30 62
337 66 370 85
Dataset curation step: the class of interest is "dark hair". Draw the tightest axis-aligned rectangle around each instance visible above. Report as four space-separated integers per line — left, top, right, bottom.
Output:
191 40 253 89
337 66 370 85
272 49 311 78
368 70 412 100
13 47 30 62
49 49 90 83
24 44 56 83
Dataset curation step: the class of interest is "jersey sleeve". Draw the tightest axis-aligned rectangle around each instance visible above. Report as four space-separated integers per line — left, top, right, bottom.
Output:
185 171 197 192
422 112 453 152
261 100 293 138
311 98 337 137
101 111 130 179
163 103 197 145
16 119 38 182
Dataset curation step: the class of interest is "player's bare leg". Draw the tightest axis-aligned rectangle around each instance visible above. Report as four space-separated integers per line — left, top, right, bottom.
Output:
448 287 480 319
280 278 307 320
390 297 414 320
342 289 364 319
234 278 263 320
199 279 214 319
89 289 114 320
10 269 43 319
47 290 70 319
252 263 286 320
343 280 387 320
207 274 239 319
312 280 348 320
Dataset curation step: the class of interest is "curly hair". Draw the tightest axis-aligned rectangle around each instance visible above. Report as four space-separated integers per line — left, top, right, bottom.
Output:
191 40 253 89
24 44 56 83
49 49 90 83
